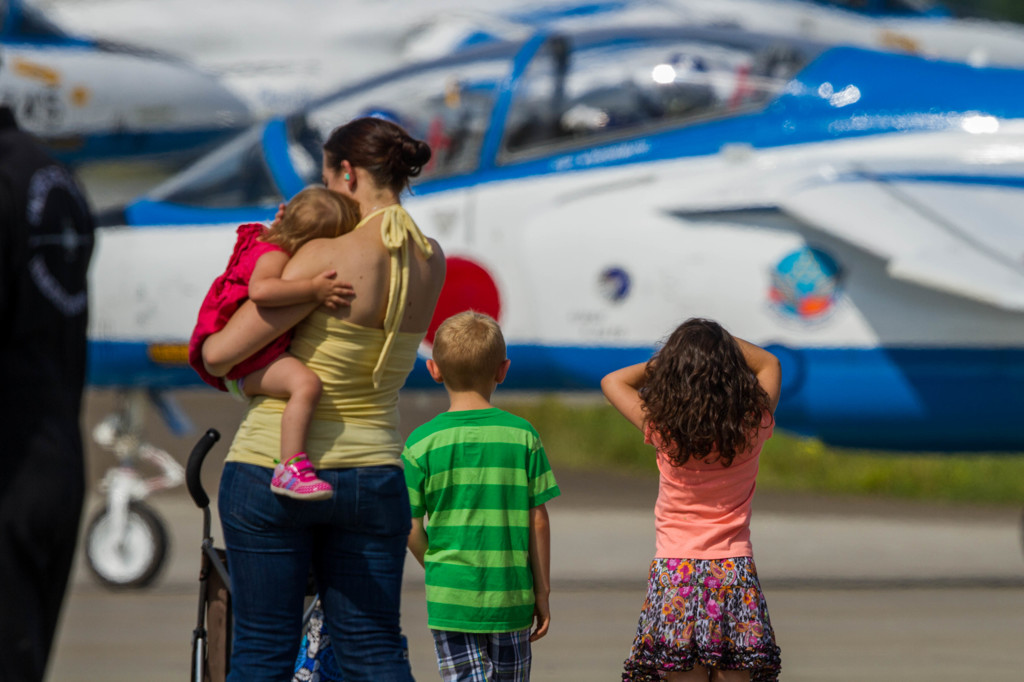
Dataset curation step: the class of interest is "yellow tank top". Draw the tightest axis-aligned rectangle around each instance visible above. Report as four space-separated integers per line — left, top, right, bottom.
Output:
226 205 433 469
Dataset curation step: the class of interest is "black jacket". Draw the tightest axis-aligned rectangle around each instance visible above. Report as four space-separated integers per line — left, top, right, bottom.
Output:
0 105 95 427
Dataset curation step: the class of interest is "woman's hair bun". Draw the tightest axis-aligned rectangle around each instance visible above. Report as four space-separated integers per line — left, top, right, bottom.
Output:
396 137 432 178
401 139 430 171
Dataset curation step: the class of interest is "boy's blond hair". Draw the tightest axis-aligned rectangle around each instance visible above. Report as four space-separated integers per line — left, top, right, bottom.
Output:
262 186 361 254
432 311 506 391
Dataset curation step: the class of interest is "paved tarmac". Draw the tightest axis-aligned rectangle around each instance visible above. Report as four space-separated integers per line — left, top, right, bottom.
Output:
44 390 1024 680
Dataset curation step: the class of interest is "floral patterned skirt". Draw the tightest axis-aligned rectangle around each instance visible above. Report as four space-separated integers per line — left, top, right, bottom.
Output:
623 557 781 682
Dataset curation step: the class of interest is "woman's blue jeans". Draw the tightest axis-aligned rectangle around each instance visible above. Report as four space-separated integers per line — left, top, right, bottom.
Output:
218 461 414 682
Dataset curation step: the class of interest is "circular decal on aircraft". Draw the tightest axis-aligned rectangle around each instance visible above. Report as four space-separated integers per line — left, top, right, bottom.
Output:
424 256 502 346
768 246 842 320
598 266 631 303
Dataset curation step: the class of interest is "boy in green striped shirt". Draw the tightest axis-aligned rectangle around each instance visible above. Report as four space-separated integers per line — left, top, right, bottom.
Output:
403 311 560 681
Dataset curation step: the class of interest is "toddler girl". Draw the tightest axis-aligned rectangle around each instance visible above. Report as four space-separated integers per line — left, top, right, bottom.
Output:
189 186 359 500
601 318 783 681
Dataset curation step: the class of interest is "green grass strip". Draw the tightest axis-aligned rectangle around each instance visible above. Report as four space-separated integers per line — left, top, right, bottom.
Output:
496 395 1024 506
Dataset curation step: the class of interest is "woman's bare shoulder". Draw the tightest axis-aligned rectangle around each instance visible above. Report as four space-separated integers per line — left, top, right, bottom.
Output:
419 237 446 284
285 236 344 276
428 237 445 258
427 237 445 263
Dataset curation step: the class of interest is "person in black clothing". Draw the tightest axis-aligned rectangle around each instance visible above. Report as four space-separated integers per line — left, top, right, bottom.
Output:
0 105 95 682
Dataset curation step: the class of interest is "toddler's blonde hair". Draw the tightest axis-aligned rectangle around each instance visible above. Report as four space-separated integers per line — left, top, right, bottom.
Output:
263 187 360 254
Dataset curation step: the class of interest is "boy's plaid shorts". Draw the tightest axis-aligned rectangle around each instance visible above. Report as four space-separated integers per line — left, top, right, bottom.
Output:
431 628 532 682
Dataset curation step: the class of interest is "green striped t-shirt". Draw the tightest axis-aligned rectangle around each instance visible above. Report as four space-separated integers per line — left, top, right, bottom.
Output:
402 407 560 633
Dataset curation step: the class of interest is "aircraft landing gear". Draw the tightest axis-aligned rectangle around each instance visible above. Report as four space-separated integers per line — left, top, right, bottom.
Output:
84 391 185 588
85 500 168 588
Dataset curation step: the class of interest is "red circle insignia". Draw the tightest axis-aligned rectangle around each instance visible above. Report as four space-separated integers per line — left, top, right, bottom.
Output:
425 256 502 345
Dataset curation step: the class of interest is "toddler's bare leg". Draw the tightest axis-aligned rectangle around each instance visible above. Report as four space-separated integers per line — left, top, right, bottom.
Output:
203 300 316 377
242 353 322 460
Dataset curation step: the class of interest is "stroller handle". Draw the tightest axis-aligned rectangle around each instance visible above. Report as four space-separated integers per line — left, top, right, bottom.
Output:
186 428 221 509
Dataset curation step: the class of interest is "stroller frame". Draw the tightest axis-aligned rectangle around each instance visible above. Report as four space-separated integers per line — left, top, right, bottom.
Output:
186 428 231 682
185 428 324 682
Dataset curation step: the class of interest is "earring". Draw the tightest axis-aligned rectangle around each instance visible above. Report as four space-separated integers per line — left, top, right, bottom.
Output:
344 172 351 181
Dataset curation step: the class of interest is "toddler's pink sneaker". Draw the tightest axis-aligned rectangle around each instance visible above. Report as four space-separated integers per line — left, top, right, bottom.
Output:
270 453 333 501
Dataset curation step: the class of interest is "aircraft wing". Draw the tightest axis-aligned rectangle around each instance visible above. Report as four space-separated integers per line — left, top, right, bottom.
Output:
775 172 1024 312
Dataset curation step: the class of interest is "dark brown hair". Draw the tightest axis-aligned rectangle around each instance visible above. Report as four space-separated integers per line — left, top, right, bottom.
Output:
432 311 506 391
323 117 431 194
641 318 770 468
261 187 360 253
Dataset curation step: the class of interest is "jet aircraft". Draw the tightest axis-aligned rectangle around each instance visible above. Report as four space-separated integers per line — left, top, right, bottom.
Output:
90 25 1024 453
0 0 251 164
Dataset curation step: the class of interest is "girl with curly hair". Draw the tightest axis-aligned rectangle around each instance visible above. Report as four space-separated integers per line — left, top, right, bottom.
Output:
601 318 783 682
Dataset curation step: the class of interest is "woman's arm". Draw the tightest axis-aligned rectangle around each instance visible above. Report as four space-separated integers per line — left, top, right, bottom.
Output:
248 251 349 309
600 362 648 431
202 299 317 377
528 504 551 642
734 337 782 412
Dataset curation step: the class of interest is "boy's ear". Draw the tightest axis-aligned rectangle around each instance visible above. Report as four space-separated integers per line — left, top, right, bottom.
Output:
495 358 511 385
426 359 444 384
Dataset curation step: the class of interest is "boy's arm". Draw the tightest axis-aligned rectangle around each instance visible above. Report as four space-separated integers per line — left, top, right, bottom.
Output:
528 503 551 642
600 362 647 431
407 516 428 568
734 337 782 412
248 250 350 309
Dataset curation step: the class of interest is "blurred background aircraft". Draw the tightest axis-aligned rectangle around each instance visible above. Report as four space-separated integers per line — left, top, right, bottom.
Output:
0 0 251 164
36 0 1024 120
667 0 1024 68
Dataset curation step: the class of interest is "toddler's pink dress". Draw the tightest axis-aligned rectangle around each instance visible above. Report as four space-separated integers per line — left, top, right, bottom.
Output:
188 223 293 391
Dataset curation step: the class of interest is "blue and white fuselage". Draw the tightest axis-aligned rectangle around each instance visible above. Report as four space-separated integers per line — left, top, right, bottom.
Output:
91 26 1024 451
0 0 251 163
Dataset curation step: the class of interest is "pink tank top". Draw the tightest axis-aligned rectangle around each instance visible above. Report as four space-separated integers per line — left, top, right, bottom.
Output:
188 223 292 390
646 412 774 560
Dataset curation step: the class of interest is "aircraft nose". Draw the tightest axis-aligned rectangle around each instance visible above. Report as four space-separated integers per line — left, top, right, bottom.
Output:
158 63 254 132
187 70 252 130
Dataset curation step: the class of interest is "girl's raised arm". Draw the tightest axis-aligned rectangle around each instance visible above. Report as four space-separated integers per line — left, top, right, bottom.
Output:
734 337 782 413
600 362 648 431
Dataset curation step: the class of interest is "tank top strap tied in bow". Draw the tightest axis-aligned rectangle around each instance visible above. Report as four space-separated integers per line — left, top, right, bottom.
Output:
355 204 433 387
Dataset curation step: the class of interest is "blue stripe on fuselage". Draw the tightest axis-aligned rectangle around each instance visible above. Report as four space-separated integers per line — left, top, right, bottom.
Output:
47 127 248 166
124 201 275 227
87 341 1024 452
837 171 1024 190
